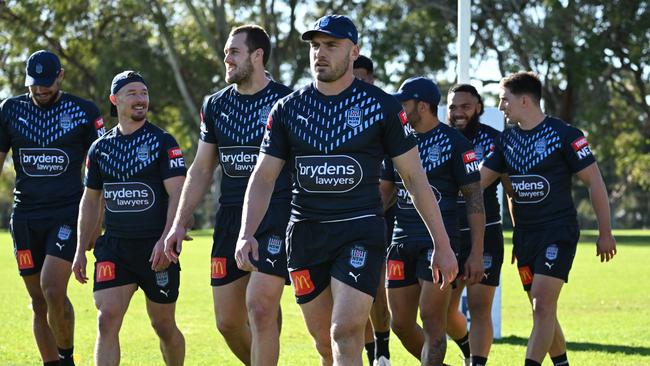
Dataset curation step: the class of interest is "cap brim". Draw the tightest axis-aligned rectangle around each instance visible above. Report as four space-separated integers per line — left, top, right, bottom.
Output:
391 91 411 102
24 75 56 87
301 29 349 41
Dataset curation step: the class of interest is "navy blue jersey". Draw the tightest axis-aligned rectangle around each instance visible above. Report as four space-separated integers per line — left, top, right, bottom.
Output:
85 121 187 238
0 92 104 219
382 122 480 241
261 79 416 222
200 81 292 207
483 116 596 228
457 123 501 229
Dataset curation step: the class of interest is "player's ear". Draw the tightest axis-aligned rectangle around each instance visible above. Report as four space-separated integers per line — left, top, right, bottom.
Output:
109 94 117 106
57 69 65 82
350 43 360 60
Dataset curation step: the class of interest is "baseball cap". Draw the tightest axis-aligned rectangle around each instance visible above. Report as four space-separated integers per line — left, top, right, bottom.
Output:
301 15 358 44
392 76 441 106
109 70 147 116
24 50 61 87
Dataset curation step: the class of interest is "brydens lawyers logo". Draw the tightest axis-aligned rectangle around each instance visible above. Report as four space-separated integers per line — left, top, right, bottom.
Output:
16 249 35 270
211 257 227 279
291 269 315 296
386 260 405 281
96 261 116 282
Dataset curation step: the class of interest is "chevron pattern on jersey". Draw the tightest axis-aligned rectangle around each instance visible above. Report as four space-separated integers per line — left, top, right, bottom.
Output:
503 124 561 173
418 129 452 172
473 129 494 162
97 132 160 181
210 89 281 145
7 100 87 146
287 87 383 153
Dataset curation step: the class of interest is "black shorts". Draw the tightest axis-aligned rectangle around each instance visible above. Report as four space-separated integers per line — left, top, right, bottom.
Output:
10 217 77 276
513 225 579 291
459 223 504 286
385 240 433 288
286 216 386 304
93 235 180 304
211 202 290 286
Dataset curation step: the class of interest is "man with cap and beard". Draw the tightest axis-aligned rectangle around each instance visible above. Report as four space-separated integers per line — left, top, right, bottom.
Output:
0 50 105 366
446 84 504 366
72 71 187 366
235 15 457 366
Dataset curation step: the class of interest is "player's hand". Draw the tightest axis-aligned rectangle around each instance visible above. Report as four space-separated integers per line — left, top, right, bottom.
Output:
72 250 88 284
164 224 193 263
235 235 259 272
596 232 617 262
150 240 171 271
464 251 485 285
431 245 458 290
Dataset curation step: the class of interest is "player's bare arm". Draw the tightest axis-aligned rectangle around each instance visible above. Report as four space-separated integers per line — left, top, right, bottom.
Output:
152 175 185 271
235 152 285 272
379 179 396 212
479 164 501 190
392 146 458 288
575 162 617 262
72 187 103 284
165 140 218 262
459 181 485 284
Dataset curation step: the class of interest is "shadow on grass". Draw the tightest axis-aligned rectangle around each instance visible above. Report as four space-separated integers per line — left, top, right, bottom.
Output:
496 335 650 356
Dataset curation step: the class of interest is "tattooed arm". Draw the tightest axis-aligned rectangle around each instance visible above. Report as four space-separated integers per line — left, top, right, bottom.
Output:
459 181 485 285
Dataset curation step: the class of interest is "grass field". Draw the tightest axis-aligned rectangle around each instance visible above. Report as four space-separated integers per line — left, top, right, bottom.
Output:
1 230 649 365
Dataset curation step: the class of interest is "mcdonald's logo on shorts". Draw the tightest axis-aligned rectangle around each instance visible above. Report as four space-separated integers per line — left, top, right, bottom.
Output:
96 261 116 282
386 260 405 281
290 269 315 297
16 249 35 270
518 265 533 286
211 257 227 279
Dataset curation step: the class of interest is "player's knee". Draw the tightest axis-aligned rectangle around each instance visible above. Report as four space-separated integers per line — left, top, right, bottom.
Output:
246 298 276 330
30 295 48 317
41 283 66 306
531 297 557 320
421 312 447 338
468 296 492 319
151 318 177 341
330 320 359 345
97 308 123 336
389 315 412 337
216 315 244 336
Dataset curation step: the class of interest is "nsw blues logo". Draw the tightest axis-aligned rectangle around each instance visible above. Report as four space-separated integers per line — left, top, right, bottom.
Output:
545 244 558 260
267 235 283 255
427 145 441 162
350 245 367 269
346 106 363 128
483 254 493 269
474 145 484 161
259 105 272 126
137 144 149 162
319 17 330 27
155 270 169 287
35 63 44 74
57 225 72 240
59 113 72 130
534 138 547 155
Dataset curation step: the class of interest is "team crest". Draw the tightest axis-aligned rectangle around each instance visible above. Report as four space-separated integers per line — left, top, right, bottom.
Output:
483 254 493 269
57 225 72 241
474 145 484 161
137 144 149 162
267 235 283 255
427 249 433 263
59 113 72 130
535 138 547 155
319 17 330 27
36 63 43 74
259 105 272 126
427 145 441 162
346 106 363 128
350 245 367 269
545 244 558 260
155 270 169 287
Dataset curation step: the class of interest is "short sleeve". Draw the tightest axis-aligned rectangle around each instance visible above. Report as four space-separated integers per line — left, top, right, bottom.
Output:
0 101 11 153
380 157 396 181
562 126 596 173
199 96 218 144
381 97 417 158
84 141 103 189
260 101 290 160
159 133 188 180
452 133 481 186
482 134 507 173
83 102 105 150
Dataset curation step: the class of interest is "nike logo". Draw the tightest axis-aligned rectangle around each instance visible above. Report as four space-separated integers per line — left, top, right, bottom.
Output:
266 258 277 268
545 262 554 269
160 289 170 297
348 272 360 282
220 112 230 121
18 117 28 124
296 114 311 124
55 242 65 251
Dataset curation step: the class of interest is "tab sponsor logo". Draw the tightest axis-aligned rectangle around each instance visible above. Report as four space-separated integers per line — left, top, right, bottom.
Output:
295 155 362 193
463 150 479 174
19 148 69 176
103 182 155 212
219 146 259 178
168 147 185 169
510 175 550 204
571 136 592 160
396 182 440 209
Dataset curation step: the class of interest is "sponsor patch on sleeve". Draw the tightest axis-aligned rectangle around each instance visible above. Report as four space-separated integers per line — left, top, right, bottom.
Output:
266 115 273 130
398 110 408 125
94 117 106 137
168 147 183 159
463 150 479 174
571 136 592 160
168 147 185 169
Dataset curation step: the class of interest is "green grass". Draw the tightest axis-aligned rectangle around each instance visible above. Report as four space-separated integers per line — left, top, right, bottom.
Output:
1 230 649 365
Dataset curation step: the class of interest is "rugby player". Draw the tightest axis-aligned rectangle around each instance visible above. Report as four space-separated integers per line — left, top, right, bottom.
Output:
235 15 457 366
481 72 617 366
164 25 292 365
0 50 104 366
72 71 187 366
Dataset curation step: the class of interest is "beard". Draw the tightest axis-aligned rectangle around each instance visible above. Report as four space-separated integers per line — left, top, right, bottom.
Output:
226 58 254 84
452 113 481 139
313 54 350 83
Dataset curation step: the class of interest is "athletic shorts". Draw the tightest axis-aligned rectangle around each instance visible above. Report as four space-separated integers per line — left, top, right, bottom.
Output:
210 202 290 286
286 215 386 304
458 223 504 286
10 217 77 276
513 225 579 291
93 235 180 304
385 240 434 288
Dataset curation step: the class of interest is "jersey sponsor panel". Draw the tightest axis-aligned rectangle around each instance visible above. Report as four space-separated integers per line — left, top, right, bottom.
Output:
219 146 260 177
295 155 363 193
19 148 69 176
510 174 550 203
103 182 156 212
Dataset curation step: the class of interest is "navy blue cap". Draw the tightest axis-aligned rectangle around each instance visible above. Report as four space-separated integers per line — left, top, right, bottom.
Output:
110 70 147 116
301 15 358 44
392 77 441 106
24 50 61 87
